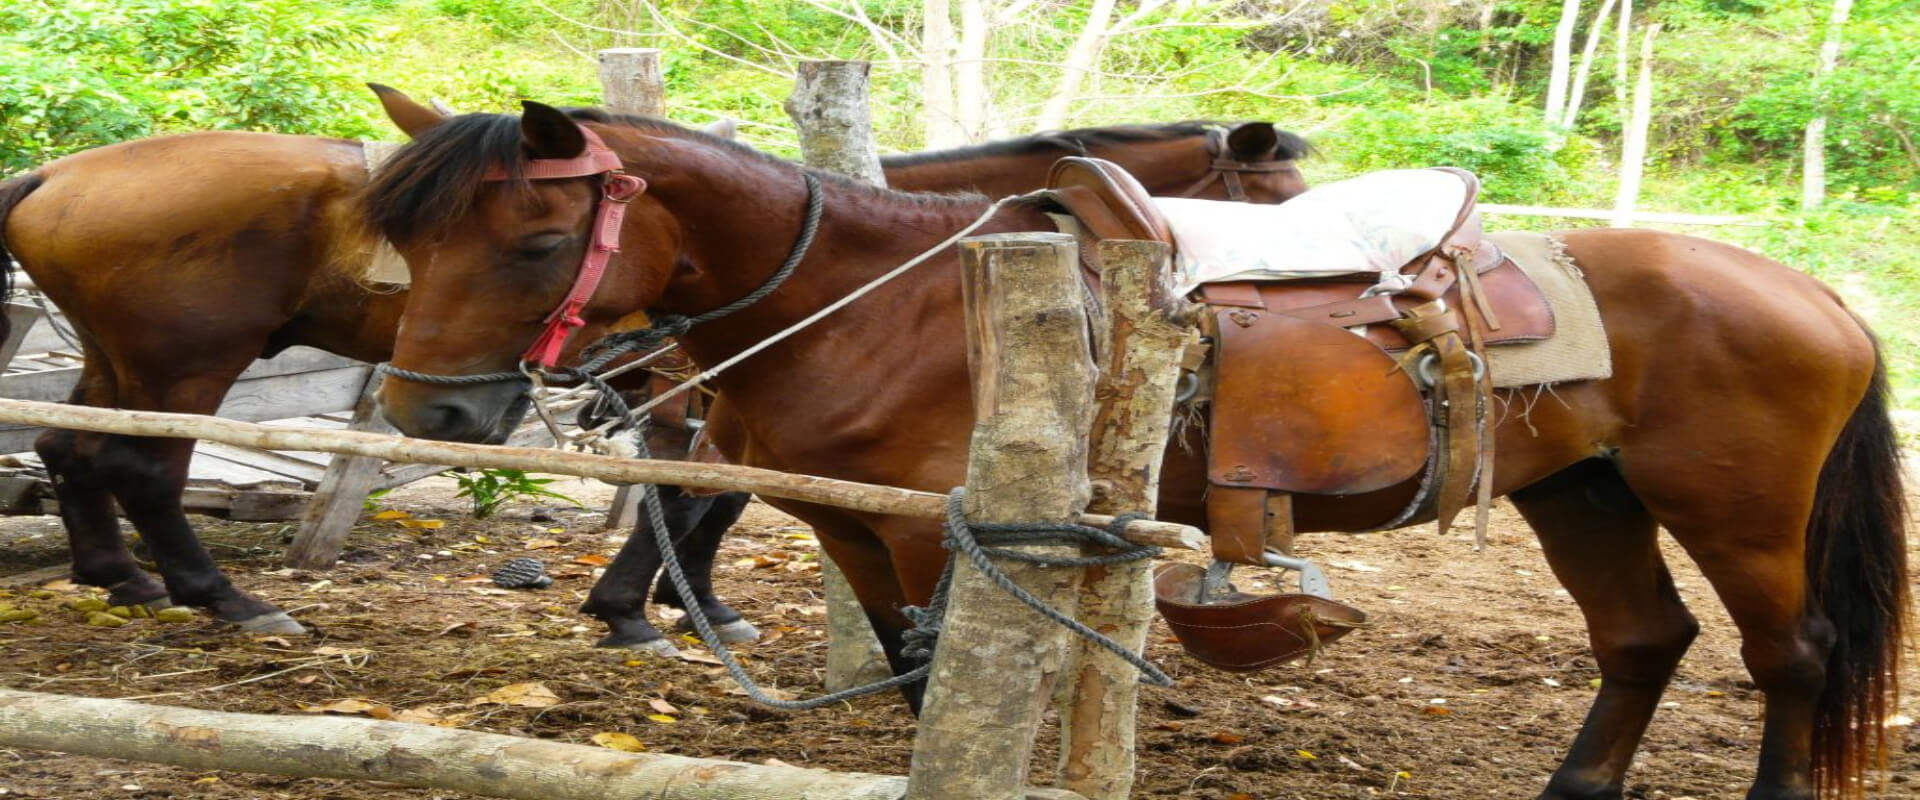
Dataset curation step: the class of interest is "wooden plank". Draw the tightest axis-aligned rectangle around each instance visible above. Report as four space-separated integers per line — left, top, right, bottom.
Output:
195 442 331 487
182 447 303 487
285 375 390 569
2 303 46 365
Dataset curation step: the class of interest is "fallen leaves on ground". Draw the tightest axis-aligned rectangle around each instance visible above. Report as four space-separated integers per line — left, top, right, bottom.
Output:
469 681 562 708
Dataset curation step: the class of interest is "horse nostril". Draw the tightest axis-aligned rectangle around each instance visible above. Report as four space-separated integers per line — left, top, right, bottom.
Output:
425 402 478 440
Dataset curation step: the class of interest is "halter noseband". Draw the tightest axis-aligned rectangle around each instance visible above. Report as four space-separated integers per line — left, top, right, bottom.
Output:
483 126 648 369
1176 127 1297 202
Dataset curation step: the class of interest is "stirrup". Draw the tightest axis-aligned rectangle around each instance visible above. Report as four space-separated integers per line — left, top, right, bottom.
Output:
1155 553 1367 673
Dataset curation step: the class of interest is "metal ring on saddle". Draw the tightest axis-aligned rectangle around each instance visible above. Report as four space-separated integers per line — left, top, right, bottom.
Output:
1174 371 1201 404
1412 349 1486 389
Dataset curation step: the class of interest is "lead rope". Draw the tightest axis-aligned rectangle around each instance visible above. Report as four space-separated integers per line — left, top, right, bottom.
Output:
633 415 1171 708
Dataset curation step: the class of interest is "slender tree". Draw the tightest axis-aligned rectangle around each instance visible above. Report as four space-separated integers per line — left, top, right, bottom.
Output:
1802 0 1856 210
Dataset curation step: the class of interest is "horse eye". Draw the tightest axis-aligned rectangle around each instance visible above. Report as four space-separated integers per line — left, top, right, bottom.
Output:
512 234 568 260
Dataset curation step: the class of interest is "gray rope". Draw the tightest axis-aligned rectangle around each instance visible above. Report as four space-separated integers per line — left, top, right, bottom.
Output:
631 412 930 710
924 489 1172 687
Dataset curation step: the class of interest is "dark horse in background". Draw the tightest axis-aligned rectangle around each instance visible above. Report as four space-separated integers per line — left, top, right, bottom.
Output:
367 103 1905 800
0 87 1308 641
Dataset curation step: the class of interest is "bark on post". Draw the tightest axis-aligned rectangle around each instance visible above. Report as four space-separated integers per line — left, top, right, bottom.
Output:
0 688 1092 800
1056 240 1191 800
598 48 666 116
905 233 1094 800
784 59 894 692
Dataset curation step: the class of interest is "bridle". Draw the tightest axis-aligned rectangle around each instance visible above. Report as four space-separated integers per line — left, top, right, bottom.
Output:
1175 127 1299 202
377 123 821 389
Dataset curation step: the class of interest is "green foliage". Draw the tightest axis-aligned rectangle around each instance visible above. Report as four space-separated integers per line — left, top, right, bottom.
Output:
452 468 581 519
1322 97 1587 203
0 0 381 171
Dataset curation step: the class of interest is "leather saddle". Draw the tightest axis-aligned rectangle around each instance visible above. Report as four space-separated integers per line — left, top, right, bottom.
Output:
1043 157 1554 671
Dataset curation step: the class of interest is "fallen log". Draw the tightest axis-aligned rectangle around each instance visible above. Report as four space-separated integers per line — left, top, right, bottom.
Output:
0 398 1203 551
0 688 1084 800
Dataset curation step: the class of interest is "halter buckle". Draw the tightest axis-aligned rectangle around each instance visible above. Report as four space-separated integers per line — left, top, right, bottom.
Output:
604 172 646 203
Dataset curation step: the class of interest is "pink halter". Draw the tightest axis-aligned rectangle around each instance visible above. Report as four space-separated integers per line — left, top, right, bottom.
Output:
485 125 648 368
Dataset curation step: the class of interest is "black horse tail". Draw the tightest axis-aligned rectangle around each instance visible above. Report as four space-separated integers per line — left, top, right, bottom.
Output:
0 173 45 347
1807 329 1909 799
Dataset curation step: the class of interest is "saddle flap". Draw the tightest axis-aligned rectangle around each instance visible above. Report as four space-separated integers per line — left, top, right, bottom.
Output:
1207 310 1429 495
1045 157 1173 244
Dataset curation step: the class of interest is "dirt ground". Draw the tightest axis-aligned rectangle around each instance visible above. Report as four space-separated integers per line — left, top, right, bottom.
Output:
0 474 1914 800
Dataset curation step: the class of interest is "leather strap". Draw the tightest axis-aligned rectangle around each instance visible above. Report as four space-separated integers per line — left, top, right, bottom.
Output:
484 126 649 368
1207 485 1270 566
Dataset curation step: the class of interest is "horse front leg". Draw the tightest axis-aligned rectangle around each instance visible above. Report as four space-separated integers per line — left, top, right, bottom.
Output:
662 490 759 643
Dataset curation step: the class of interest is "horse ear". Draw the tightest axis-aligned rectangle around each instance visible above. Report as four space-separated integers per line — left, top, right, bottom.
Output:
702 118 739 141
368 83 447 139
520 101 587 160
1225 122 1281 161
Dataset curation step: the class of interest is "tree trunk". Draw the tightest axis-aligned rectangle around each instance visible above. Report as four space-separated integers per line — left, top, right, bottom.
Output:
905 233 1093 800
1802 0 1855 211
1544 0 1582 123
598 47 666 116
921 0 965 147
1613 0 1632 109
953 0 992 143
1612 23 1661 228
0 398 1204 551
783 60 898 692
1561 0 1617 129
1055 240 1192 800
1035 0 1119 131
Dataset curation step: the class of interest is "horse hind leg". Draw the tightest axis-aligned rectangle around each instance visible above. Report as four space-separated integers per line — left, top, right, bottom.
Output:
1510 459 1699 800
35 366 169 608
99 371 304 634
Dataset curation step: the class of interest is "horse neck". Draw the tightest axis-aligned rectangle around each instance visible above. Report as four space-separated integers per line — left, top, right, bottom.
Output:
882 150 1064 197
656 166 1053 404
1077 137 1214 195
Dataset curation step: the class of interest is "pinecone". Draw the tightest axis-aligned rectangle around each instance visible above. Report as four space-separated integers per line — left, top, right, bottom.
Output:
491 557 553 589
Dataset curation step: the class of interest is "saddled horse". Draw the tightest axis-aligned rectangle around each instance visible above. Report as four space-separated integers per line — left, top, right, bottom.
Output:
0 89 1308 640
367 102 1905 800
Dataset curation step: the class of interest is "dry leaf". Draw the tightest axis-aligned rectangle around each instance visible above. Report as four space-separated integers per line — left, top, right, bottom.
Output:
592 732 646 752
436 621 478 637
574 553 611 566
471 682 563 708
456 575 492 584
677 649 723 666
524 539 562 550
400 519 446 529
648 698 679 715
1227 794 1255 800
373 510 411 520
314 646 371 658
1210 732 1244 745
293 674 318 685
393 708 445 725
1295 749 1318 760
725 685 795 701
1421 705 1453 716
645 713 677 724
301 698 387 716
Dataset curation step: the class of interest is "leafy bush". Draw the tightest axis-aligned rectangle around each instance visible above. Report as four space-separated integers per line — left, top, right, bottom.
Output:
0 0 380 171
1319 97 1587 203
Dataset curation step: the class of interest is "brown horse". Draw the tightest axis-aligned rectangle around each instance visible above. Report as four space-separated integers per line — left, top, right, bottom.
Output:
0 91 1308 638
368 103 1906 800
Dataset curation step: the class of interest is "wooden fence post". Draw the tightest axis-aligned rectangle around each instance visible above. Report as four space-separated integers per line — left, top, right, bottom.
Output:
784 59 893 691
1056 240 1191 799
905 232 1094 800
598 48 666 116
597 46 669 531
284 373 390 569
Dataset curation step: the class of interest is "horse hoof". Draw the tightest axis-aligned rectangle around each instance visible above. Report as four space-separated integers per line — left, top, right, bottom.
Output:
675 617 762 644
232 611 307 635
139 597 175 612
615 638 681 657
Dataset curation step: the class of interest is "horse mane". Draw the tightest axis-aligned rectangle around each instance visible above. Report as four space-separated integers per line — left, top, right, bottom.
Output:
881 121 1312 167
364 108 984 246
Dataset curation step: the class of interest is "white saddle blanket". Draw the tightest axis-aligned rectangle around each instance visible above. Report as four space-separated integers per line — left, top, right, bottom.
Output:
1157 168 1473 295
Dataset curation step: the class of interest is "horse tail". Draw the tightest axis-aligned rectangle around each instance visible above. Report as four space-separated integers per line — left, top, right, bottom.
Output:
1807 328 1909 798
0 173 45 347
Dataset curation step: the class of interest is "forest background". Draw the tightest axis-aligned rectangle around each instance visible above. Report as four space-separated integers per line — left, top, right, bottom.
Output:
2 0 1917 398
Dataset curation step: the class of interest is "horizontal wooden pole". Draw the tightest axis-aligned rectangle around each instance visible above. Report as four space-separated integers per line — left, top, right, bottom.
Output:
0 399 1203 552
1478 202 1761 226
0 688 1085 800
